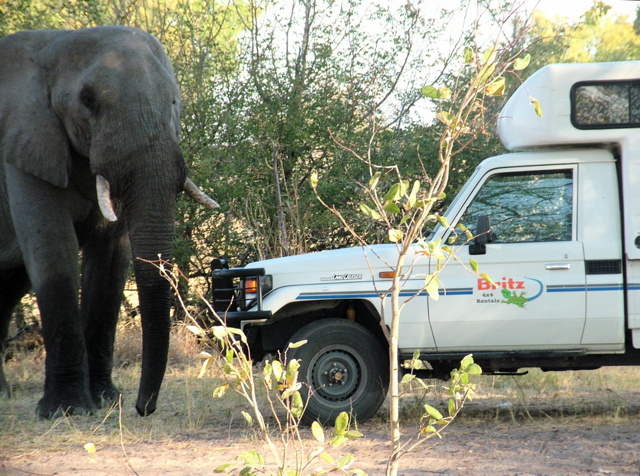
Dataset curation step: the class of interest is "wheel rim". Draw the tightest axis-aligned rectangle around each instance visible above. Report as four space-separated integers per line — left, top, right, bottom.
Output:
309 347 364 402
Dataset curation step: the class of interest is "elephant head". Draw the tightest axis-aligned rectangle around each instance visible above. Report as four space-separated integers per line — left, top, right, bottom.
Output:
0 26 217 417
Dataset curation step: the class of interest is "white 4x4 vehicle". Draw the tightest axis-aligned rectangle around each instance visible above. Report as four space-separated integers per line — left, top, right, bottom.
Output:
212 61 640 423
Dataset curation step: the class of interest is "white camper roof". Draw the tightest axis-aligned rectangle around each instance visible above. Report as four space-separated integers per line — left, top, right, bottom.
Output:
498 61 640 151
498 60 640 260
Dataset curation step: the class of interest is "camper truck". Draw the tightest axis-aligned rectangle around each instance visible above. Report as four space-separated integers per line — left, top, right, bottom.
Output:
212 61 640 423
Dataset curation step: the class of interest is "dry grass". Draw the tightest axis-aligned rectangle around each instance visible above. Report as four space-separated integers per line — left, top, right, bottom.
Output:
2 324 640 460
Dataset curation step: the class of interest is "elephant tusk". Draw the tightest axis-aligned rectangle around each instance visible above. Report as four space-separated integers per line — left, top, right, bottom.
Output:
96 175 118 222
183 178 220 210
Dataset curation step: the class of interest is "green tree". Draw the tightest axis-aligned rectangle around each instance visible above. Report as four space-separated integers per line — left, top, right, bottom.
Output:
524 1 640 68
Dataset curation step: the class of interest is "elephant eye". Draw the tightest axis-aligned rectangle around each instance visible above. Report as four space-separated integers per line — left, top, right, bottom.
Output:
80 86 98 113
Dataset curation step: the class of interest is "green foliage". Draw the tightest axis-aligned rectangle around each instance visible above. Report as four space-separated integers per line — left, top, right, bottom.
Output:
398 353 481 446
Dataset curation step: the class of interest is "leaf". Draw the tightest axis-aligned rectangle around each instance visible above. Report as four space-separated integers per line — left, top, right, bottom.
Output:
226 326 248 344
438 87 452 100
334 411 349 435
389 228 404 243
448 398 457 416
425 274 440 301
272 360 284 381
213 384 229 398
399 212 412 226
480 273 495 286
401 373 416 384
479 63 496 83
382 201 401 214
311 421 325 442
241 450 264 465
198 356 212 379
421 85 439 98
460 354 475 370
214 463 234 472
514 53 531 71
187 325 205 336
212 326 228 340
530 97 543 117
424 404 444 420
330 435 348 446
463 46 474 63
288 339 307 349
359 203 382 220
336 454 355 469
320 452 335 464
420 425 437 435
291 391 304 418
310 171 318 189
436 214 449 227
281 383 302 400
345 430 363 439
469 259 479 273
411 360 424 370
287 358 301 375
369 171 382 190
485 76 505 97
241 411 253 426
384 181 409 202
408 180 420 208
436 110 454 125
467 363 483 375
482 47 496 65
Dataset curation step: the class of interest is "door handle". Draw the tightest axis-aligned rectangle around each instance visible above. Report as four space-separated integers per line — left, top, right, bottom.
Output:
545 263 571 270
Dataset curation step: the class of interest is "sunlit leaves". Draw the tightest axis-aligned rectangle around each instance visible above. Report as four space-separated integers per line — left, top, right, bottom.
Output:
421 85 452 99
530 97 543 117
384 181 410 202
422 272 439 301
514 53 531 71
485 76 506 96
388 228 404 242
360 203 382 220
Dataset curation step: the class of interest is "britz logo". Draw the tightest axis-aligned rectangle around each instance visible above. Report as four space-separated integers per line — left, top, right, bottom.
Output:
477 277 525 290
476 276 544 308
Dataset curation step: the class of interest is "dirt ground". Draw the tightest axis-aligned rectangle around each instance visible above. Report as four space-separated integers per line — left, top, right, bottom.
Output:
2 336 640 476
2 388 640 476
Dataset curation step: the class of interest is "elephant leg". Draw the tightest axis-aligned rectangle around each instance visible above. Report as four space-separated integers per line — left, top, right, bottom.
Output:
0 267 31 398
6 166 95 418
81 227 131 408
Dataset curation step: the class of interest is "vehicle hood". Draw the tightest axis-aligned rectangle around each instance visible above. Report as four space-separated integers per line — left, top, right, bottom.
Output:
245 243 424 288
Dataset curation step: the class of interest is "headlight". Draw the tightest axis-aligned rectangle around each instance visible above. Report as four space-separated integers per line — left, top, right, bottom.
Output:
240 275 273 310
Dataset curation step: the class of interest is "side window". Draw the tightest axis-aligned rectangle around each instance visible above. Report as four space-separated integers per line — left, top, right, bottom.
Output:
454 170 573 244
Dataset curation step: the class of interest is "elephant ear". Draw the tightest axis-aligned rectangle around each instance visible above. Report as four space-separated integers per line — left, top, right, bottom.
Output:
2 46 71 188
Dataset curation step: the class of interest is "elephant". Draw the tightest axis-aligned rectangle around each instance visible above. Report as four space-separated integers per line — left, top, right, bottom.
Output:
0 26 219 418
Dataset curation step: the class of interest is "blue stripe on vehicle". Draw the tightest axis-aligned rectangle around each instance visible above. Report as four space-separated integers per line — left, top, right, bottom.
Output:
295 283 628 301
296 288 473 300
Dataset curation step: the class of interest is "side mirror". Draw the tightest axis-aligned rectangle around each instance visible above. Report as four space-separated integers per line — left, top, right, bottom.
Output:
469 215 491 255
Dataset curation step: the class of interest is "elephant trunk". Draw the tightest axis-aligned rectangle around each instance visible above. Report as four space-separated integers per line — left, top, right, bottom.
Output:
127 197 175 416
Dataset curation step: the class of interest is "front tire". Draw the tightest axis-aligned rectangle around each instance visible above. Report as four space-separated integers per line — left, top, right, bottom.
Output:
287 318 389 425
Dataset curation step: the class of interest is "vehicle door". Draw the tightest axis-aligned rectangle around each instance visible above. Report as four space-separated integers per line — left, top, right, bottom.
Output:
427 166 586 351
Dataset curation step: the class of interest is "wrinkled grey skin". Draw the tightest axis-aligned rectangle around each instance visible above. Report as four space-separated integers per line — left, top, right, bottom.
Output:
0 26 197 418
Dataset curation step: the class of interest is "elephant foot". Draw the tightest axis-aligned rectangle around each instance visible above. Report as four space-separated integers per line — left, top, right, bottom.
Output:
90 381 121 409
36 388 97 419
